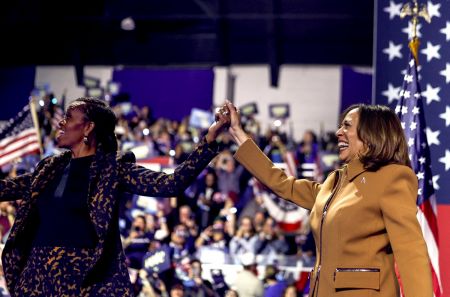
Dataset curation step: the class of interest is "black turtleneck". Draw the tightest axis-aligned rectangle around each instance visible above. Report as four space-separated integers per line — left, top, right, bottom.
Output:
33 155 98 248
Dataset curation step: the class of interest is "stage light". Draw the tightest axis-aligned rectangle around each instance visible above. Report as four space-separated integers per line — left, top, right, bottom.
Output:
273 119 282 127
121 17 135 31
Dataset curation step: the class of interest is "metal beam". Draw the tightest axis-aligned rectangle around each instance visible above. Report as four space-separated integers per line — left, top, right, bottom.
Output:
192 0 217 19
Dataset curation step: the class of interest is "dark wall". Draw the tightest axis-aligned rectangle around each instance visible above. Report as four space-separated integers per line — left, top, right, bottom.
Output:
0 67 35 119
112 67 214 121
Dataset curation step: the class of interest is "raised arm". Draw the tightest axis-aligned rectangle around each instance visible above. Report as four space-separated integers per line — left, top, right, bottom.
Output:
234 139 319 210
225 100 320 210
120 137 219 197
119 107 230 197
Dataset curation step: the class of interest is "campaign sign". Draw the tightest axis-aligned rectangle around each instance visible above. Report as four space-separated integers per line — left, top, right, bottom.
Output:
143 245 171 273
189 108 213 129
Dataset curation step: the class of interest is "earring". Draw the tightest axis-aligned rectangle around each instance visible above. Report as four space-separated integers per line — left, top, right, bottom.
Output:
83 135 89 144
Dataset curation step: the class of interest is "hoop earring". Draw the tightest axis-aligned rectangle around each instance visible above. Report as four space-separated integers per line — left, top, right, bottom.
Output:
83 135 89 144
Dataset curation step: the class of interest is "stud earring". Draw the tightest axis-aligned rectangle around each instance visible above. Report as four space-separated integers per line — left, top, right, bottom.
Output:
83 135 89 144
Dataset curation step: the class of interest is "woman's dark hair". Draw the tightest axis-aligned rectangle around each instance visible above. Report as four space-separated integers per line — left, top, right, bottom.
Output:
68 97 118 153
239 215 256 235
302 130 318 144
341 104 410 171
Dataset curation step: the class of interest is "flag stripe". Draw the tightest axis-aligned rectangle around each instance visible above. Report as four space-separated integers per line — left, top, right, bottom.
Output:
0 137 40 159
0 143 40 167
0 129 37 148
431 264 442 297
0 105 40 168
419 198 439 244
418 210 440 281
0 132 39 156
278 221 302 232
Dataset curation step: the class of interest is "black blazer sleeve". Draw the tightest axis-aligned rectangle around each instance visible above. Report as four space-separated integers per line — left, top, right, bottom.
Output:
119 137 219 197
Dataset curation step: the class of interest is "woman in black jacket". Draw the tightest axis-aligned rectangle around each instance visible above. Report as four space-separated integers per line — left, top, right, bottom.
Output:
0 98 229 296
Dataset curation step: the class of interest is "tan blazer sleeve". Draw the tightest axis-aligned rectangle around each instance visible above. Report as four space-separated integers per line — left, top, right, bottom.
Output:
234 139 320 210
379 165 433 297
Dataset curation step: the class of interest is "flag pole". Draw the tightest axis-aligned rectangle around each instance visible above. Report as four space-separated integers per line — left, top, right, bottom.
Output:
29 96 44 157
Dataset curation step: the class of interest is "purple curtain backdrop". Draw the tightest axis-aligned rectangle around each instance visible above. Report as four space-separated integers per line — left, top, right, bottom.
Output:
340 66 372 113
0 67 36 120
112 67 214 121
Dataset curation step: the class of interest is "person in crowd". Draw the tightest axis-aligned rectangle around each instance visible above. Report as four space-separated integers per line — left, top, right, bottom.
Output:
174 131 195 164
281 284 298 297
194 169 224 230
295 130 321 181
139 106 155 127
155 129 173 156
229 216 258 264
254 217 288 265
182 258 216 297
225 289 240 297
235 178 265 220
215 149 245 201
123 215 153 269
216 195 237 238
233 253 263 297
263 265 287 297
169 281 185 297
144 212 170 242
195 219 231 264
296 230 316 267
168 224 196 270
224 101 432 297
178 205 199 238
137 269 168 297
0 97 230 296
167 204 199 243
263 134 286 164
252 210 266 234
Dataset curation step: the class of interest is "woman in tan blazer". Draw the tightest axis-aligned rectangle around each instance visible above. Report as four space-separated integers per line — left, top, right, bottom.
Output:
221 101 432 297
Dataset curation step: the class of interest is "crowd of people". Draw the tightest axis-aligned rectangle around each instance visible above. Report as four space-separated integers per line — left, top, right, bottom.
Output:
0 94 340 297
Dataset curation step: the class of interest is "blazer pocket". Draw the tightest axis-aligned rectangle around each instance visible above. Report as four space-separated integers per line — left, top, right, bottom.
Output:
334 268 380 290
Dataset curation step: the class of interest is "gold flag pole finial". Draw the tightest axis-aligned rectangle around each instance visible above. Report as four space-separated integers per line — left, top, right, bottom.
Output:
400 0 431 63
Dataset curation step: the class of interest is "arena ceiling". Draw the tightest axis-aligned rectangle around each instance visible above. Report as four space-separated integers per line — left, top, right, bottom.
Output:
1 0 374 67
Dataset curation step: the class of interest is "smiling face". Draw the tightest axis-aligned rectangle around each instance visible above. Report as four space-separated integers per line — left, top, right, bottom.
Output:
335 108 365 163
56 105 92 151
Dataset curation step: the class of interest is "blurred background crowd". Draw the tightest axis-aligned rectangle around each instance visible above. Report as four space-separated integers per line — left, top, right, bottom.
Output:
0 92 340 297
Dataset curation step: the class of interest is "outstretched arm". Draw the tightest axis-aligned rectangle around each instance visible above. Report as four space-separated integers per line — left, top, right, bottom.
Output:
120 107 230 197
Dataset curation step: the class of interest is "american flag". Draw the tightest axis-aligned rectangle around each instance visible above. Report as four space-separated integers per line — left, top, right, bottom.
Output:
395 42 441 296
0 104 41 167
375 1 449 296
